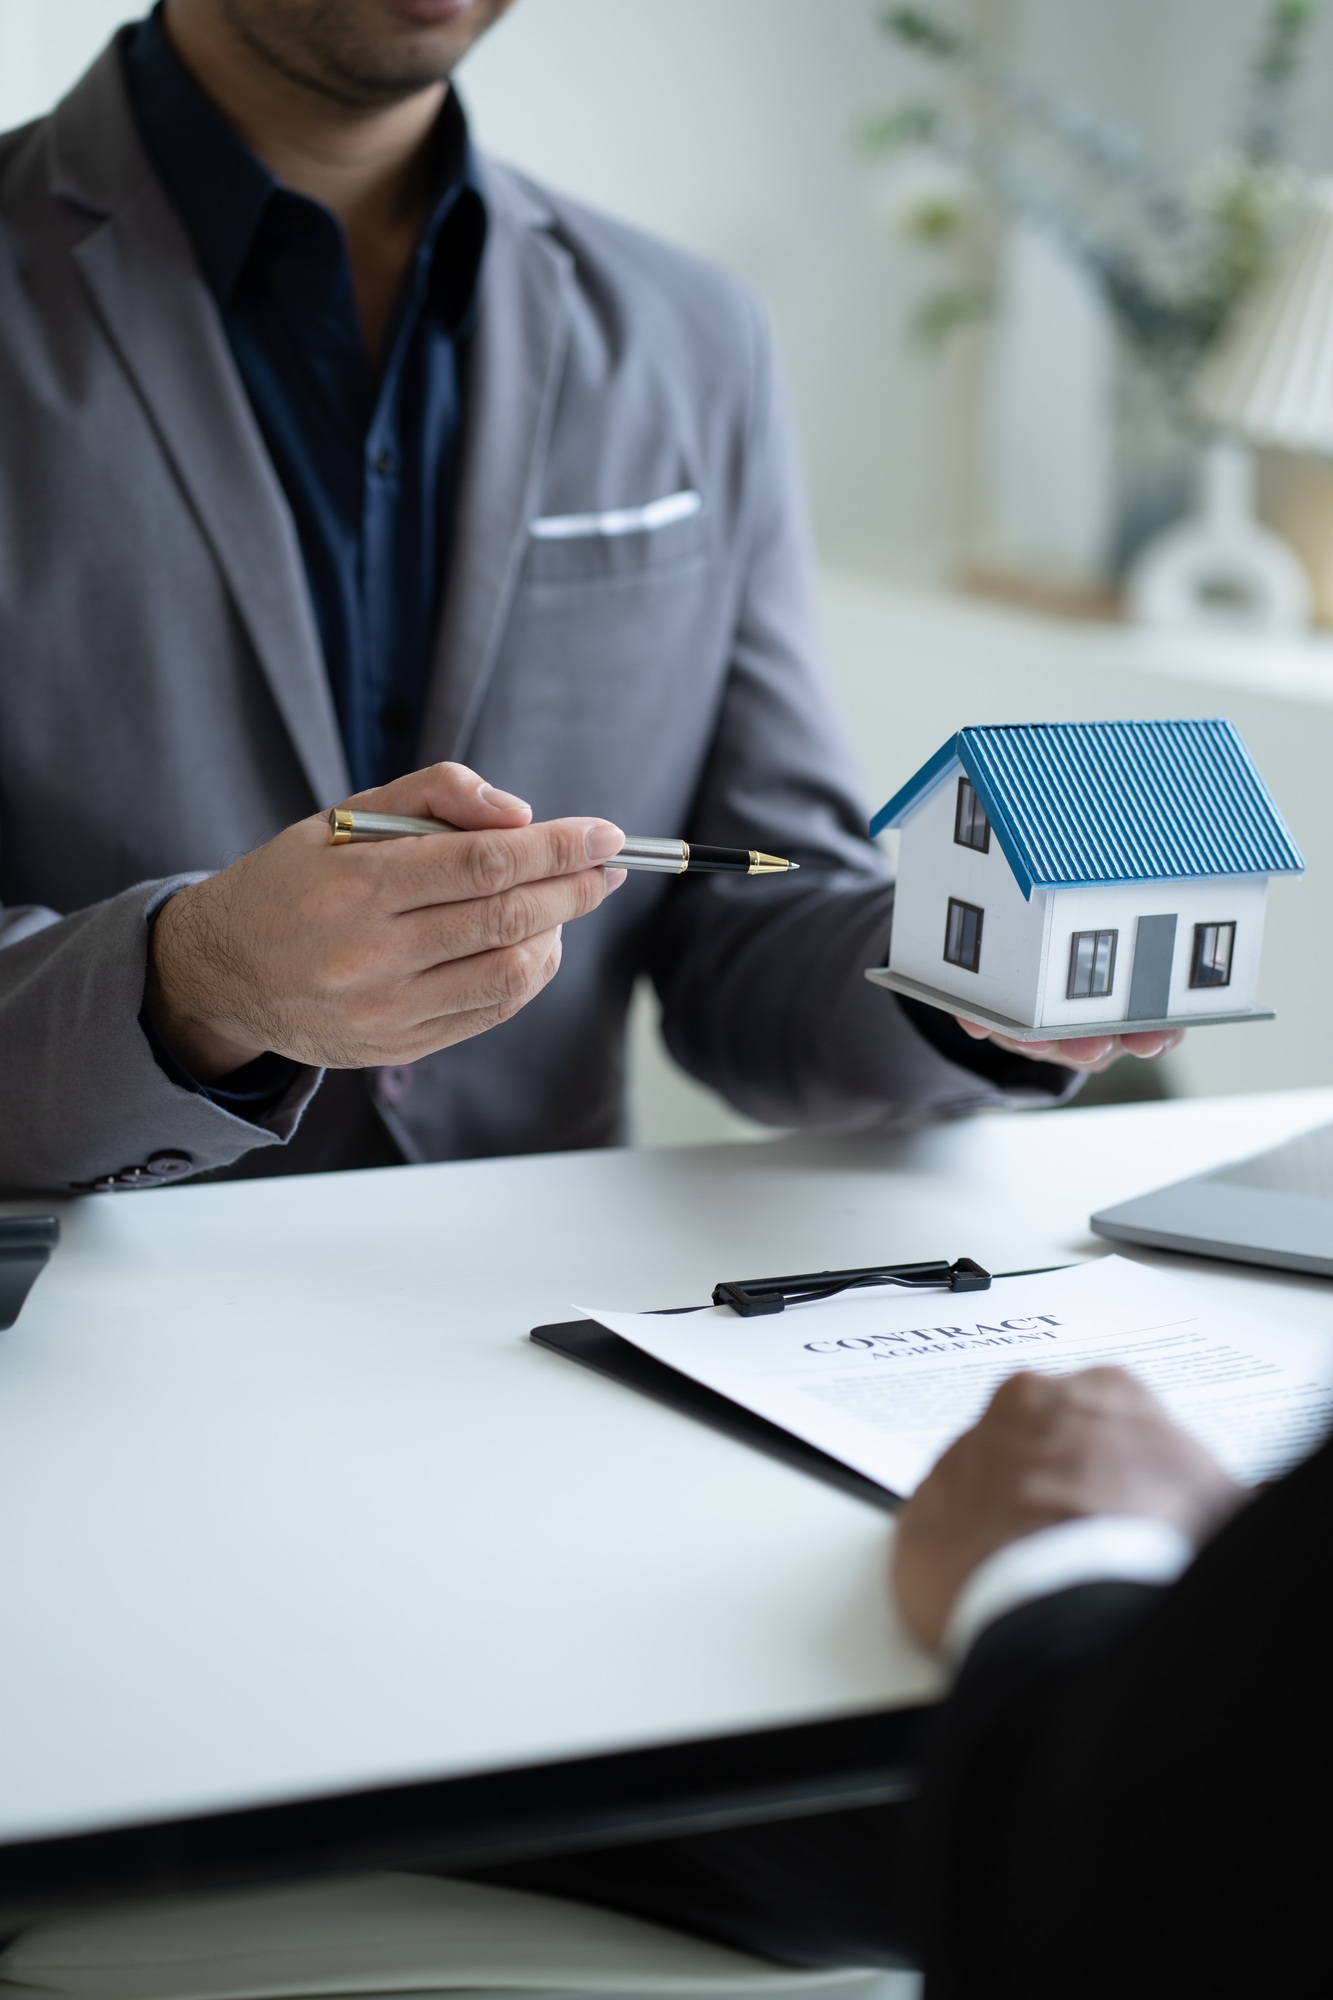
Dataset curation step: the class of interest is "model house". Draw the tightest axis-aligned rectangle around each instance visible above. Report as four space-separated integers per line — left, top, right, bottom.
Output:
865 719 1304 1039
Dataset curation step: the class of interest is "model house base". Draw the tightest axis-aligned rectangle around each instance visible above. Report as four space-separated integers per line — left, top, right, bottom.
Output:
865 967 1276 1042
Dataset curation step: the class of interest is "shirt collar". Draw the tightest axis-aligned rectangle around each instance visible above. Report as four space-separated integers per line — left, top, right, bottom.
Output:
122 2 485 330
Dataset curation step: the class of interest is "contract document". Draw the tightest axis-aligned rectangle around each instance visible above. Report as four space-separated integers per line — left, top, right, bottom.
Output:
578 1257 1333 1498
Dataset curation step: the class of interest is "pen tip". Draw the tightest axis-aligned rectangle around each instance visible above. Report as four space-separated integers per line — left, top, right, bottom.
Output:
788 860 800 871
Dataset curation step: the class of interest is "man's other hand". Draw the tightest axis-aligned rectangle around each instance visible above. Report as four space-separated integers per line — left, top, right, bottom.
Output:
955 1016 1185 1074
893 1367 1243 1651
145 763 627 1081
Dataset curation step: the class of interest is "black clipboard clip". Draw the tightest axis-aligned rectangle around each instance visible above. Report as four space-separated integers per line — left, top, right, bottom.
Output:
712 1256 991 1318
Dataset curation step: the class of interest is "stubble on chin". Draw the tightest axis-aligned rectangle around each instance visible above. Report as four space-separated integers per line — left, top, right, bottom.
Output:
216 0 508 110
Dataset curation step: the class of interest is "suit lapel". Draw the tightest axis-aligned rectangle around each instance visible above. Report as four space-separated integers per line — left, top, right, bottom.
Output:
54 47 350 810
418 164 573 766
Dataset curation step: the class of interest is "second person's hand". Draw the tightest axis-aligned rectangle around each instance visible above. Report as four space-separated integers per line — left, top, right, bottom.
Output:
146 762 627 1081
892 1367 1243 1652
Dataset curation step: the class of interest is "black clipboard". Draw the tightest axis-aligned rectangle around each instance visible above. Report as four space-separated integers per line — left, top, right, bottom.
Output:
530 1317 900 1513
0 1216 59 1331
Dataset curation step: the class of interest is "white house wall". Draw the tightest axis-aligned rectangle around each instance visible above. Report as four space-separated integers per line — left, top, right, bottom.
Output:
888 772 1049 1025
1037 877 1268 1031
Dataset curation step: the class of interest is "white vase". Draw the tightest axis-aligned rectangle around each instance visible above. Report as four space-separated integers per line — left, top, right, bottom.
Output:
1128 438 1311 633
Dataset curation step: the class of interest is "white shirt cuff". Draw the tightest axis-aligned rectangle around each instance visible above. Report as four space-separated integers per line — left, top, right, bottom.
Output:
943 1514 1195 1665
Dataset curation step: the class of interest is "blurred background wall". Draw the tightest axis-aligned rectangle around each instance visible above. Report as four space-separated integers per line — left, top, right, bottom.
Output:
5 1 1332 1136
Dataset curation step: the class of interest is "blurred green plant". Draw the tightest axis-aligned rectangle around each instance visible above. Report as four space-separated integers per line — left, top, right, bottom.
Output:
864 1 1322 400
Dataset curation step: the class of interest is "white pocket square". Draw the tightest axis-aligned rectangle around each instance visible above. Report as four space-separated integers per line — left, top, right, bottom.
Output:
530 488 702 541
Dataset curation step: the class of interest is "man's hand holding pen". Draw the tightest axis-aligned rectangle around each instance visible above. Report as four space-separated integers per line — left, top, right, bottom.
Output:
145 753 1182 1092
146 763 628 1083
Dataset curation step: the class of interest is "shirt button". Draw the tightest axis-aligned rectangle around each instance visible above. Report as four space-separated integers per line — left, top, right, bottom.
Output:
146 1152 194 1180
370 447 396 479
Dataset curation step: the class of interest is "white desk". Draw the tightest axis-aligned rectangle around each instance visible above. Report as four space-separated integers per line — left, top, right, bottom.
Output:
2 1089 1332 1904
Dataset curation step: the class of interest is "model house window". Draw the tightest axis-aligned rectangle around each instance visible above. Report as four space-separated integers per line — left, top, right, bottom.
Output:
954 777 991 853
1190 921 1236 988
944 897 984 973
1067 929 1118 1000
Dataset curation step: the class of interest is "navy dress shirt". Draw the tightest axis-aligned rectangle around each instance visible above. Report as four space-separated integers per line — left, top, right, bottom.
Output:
124 4 487 794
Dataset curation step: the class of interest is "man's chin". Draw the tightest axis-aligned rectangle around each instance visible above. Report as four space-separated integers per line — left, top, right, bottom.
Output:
354 0 510 85
208 0 514 109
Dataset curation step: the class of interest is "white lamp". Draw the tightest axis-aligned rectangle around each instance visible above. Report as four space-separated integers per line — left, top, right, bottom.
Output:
1129 180 1333 634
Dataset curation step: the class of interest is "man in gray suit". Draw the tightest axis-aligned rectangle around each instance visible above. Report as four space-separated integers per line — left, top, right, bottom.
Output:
0 0 1176 1198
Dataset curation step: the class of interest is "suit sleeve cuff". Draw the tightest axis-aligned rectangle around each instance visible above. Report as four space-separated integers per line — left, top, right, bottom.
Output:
942 1514 1194 1664
138 999 304 1121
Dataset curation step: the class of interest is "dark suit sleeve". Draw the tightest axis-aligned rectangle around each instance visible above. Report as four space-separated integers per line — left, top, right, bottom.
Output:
644 303 1075 1129
907 1433 1333 2000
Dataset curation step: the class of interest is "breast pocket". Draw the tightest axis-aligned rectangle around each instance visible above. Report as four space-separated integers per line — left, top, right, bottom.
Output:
522 488 708 584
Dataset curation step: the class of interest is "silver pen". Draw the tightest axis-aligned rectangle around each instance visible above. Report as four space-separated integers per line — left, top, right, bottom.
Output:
327 810 799 875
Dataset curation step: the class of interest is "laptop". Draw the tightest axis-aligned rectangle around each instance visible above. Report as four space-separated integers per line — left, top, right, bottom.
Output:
1091 1118 1333 1278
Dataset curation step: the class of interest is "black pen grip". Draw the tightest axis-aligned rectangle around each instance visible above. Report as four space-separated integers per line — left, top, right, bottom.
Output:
685 844 752 873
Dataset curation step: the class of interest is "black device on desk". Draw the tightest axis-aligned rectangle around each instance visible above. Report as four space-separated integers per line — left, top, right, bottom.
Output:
0 1217 60 1330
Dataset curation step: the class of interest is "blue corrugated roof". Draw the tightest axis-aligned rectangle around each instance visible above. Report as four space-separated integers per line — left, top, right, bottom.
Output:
870 720 1304 897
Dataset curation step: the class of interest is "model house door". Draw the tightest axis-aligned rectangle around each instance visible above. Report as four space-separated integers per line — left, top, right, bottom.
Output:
1127 913 1177 1020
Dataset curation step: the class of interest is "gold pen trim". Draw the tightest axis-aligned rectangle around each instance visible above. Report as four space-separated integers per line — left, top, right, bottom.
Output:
679 841 690 874
748 851 790 874
329 808 355 845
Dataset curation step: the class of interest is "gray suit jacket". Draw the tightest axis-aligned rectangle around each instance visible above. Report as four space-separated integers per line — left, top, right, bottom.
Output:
0 38 1061 1196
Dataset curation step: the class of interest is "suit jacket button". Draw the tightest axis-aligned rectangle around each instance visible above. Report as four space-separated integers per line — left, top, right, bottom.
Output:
70 1154 195 1194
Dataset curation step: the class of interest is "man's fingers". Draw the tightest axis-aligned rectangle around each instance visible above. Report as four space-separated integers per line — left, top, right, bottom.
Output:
985 1365 1150 1429
363 816 624 912
408 942 567 1054
985 1368 1064 1421
992 1032 1114 1069
304 932 568 1067
450 818 624 902
409 927 566 1025
332 929 567 1054
342 761 535 833
1050 1035 1116 1065
953 1017 1076 1061
954 1016 992 1041
397 861 622 969
1121 1027 1186 1058
953 1016 1187 1072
